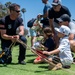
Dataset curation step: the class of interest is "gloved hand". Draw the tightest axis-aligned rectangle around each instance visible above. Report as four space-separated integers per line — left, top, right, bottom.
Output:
33 42 40 49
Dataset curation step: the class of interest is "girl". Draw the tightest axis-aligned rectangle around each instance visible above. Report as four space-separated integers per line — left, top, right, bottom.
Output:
33 27 55 64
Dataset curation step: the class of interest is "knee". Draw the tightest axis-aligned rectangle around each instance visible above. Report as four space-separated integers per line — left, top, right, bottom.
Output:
20 36 27 43
33 56 44 64
70 40 75 46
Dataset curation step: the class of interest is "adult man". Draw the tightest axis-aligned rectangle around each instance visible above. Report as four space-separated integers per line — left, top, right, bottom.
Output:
0 3 27 64
48 0 71 33
38 0 51 28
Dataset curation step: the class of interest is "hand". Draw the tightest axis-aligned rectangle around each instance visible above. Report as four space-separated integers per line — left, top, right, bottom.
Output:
37 14 42 19
13 35 19 40
40 44 44 48
37 14 41 19
43 51 49 55
33 22 38 26
11 35 19 42
34 42 40 48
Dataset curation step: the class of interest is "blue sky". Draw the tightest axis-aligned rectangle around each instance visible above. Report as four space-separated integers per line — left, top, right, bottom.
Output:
1 0 75 29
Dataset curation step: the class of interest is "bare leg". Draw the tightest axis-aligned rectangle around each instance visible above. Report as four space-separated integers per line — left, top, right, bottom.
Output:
31 36 36 47
70 40 75 53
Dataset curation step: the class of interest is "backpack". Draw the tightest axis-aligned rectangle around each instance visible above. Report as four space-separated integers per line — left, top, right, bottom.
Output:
27 18 36 28
0 48 12 64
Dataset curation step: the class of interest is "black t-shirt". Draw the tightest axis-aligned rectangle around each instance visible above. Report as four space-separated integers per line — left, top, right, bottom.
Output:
48 5 71 23
0 15 24 35
43 37 55 51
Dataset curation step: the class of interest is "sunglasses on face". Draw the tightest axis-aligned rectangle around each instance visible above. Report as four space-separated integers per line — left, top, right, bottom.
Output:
52 5 58 8
59 21 63 23
14 10 20 13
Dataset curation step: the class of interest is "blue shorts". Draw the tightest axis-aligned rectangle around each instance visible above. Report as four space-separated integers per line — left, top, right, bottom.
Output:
29 28 37 37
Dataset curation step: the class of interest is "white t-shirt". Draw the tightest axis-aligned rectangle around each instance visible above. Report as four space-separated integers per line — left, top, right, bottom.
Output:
58 37 73 66
69 22 75 34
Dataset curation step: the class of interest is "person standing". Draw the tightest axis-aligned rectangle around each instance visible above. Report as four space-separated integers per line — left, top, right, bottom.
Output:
0 3 27 64
38 0 51 28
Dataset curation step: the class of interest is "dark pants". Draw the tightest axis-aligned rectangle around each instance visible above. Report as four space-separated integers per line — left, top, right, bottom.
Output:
1 35 27 62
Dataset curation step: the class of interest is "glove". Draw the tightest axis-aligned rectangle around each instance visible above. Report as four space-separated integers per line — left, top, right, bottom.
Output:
33 42 41 49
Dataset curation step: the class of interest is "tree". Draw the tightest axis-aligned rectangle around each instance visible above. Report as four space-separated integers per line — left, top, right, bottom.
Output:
0 2 12 18
5 2 12 8
21 8 26 14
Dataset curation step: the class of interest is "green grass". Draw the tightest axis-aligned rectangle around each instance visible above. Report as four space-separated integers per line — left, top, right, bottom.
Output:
0 37 75 75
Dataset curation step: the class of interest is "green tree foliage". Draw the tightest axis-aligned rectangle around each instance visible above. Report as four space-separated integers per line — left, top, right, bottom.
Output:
21 8 26 14
0 2 12 18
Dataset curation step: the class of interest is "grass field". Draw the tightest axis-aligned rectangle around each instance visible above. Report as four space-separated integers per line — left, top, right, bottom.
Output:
0 37 75 75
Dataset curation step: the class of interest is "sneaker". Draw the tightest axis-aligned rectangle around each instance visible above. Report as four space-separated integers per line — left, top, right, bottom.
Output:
18 60 26 65
63 65 71 69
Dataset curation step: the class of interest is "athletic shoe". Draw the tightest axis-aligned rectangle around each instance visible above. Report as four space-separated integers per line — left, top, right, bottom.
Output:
18 60 26 65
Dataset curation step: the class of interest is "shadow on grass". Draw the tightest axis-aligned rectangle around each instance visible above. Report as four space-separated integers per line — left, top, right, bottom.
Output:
26 58 34 63
0 62 19 67
38 65 48 69
26 54 36 57
34 70 49 73
3 65 49 73
0 64 7 67
0 63 49 74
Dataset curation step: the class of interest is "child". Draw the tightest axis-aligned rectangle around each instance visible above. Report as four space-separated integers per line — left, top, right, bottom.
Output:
33 27 56 64
43 23 73 68
29 18 43 47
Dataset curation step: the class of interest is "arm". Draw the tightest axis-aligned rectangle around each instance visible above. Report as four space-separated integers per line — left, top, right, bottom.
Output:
1 25 25 41
18 26 24 36
49 19 55 34
43 48 60 55
40 44 48 50
37 4 50 19
40 10 49 18
37 11 49 19
1 29 14 40
49 19 59 48
69 33 75 40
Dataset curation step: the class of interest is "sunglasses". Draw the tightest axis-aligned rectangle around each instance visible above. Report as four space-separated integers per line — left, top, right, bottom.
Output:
14 10 20 13
59 21 63 23
52 5 58 8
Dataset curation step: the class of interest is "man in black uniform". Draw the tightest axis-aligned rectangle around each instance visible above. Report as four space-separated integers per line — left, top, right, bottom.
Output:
0 3 27 64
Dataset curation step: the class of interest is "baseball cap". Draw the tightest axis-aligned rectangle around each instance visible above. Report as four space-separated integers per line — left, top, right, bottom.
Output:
57 14 71 22
55 25 71 35
52 0 61 6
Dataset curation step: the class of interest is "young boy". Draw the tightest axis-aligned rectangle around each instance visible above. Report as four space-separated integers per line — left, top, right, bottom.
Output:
43 14 73 69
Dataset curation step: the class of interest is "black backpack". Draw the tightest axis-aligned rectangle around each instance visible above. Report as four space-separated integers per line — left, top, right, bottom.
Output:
0 48 12 64
27 18 36 28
